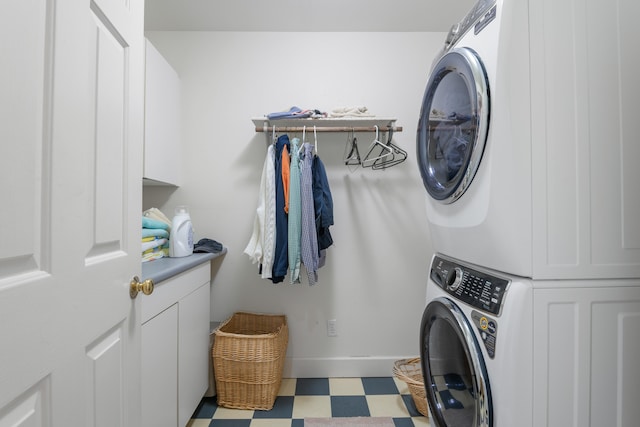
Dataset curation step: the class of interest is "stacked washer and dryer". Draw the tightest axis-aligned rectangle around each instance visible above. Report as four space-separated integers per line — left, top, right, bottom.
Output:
416 0 640 426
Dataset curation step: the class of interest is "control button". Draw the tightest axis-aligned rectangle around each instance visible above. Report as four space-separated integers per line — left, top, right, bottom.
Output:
487 321 496 334
479 316 488 330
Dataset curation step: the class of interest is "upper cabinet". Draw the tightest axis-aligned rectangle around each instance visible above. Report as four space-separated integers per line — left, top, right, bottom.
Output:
144 39 181 186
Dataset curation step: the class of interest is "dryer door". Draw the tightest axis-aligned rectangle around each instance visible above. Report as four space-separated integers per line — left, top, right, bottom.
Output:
420 297 492 427
417 47 489 204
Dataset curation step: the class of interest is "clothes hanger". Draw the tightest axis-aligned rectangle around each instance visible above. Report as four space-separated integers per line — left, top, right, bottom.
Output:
343 129 361 166
297 126 307 156
372 128 408 169
362 126 393 168
313 125 318 155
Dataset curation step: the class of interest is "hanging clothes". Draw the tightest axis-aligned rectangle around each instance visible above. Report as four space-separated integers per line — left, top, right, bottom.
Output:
288 138 302 284
245 131 334 285
243 144 276 279
271 134 290 283
300 142 319 285
312 153 334 267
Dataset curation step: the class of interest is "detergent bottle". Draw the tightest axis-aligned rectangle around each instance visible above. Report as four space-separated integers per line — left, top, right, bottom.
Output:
169 205 194 257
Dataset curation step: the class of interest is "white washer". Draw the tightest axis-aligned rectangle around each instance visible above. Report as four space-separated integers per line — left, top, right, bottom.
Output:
417 0 640 280
420 254 533 427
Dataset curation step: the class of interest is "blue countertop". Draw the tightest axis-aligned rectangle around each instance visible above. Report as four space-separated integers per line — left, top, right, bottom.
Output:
141 248 227 284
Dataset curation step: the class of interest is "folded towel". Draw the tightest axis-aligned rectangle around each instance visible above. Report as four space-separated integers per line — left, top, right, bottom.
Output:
142 238 167 252
142 216 170 230
143 242 169 254
143 208 171 229
142 228 169 239
142 246 169 262
329 106 374 117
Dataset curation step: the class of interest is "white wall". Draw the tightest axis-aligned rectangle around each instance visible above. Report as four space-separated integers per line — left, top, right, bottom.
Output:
143 31 444 377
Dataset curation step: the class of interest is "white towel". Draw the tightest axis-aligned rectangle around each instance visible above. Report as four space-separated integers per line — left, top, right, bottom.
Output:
329 106 374 118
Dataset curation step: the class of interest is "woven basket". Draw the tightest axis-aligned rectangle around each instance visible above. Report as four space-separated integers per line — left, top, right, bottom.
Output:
393 358 429 417
213 312 288 410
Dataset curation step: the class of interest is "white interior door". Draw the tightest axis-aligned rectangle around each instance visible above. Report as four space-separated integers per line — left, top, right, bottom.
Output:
0 1 145 426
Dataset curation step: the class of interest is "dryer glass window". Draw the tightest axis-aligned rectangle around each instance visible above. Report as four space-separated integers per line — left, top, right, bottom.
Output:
421 297 492 427
417 47 489 204
428 318 476 424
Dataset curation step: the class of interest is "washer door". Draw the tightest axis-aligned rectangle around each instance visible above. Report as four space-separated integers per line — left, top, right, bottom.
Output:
420 297 493 427
417 47 489 204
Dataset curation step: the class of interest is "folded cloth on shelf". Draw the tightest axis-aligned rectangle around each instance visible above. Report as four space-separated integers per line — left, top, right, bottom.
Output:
142 228 169 239
329 106 374 117
143 207 171 228
142 246 169 262
193 238 223 253
142 216 170 230
267 106 316 120
142 238 167 252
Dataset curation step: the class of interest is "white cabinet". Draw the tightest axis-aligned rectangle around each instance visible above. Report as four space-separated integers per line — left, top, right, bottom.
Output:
532 285 640 426
144 38 181 186
142 304 178 427
178 283 210 425
141 262 211 427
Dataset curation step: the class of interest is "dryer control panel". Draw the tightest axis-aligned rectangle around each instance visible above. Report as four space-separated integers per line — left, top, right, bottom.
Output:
430 255 508 315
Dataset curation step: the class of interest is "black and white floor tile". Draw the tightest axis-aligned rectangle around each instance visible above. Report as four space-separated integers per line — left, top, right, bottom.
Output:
187 377 431 427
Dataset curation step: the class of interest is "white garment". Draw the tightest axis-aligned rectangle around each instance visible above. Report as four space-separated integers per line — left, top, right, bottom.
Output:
329 106 374 117
244 145 276 279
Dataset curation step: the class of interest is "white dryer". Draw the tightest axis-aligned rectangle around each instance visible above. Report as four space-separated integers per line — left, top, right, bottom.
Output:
417 0 640 280
417 0 533 278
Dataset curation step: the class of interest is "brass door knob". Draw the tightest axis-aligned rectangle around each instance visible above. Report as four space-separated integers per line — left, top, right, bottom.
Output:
130 276 154 299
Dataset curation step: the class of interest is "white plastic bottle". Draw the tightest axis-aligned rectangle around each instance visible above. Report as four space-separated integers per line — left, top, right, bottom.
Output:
169 205 194 257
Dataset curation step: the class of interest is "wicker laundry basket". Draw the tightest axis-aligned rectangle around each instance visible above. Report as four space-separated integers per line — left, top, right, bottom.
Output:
212 312 288 410
393 358 429 417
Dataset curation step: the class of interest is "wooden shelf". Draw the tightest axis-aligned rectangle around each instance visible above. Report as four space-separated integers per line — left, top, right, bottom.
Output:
252 117 402 133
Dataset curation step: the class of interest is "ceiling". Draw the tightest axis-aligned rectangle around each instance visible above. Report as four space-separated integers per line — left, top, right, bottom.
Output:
144 0 477 32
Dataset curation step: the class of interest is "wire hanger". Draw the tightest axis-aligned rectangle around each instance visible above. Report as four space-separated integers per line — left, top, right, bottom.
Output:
372 128 407 169
362 126 393 168
343 129 361 167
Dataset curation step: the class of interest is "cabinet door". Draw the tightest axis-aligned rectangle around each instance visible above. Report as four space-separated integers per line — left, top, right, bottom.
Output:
142 304 178 427
144 39 181 186
178 283 211 427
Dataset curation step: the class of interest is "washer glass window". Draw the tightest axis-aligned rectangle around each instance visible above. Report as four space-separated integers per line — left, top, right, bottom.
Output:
420 297 492 426
417 47 489 204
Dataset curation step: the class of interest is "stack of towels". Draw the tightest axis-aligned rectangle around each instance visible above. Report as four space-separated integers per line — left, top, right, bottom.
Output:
142 208 171 262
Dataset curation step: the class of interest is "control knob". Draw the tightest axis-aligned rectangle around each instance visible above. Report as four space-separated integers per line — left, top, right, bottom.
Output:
446 267 464 291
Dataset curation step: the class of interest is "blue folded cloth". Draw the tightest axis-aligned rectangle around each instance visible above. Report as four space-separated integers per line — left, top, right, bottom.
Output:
142 228 169 239
142 216 170 230
267 106 312 120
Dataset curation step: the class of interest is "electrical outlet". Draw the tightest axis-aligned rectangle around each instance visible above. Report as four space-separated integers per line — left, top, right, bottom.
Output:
327 319 338 337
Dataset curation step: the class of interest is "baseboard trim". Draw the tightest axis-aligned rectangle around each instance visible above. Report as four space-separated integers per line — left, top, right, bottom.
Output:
282 356 418 378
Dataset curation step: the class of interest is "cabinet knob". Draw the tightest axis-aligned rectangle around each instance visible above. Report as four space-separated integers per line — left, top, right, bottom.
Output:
130 276 154 299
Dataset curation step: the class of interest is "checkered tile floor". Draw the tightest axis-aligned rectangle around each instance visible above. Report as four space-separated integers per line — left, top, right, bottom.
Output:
187 377 431 427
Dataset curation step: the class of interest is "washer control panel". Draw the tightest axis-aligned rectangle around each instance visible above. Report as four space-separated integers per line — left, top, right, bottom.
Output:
430 255 508 316
444 0 497 50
